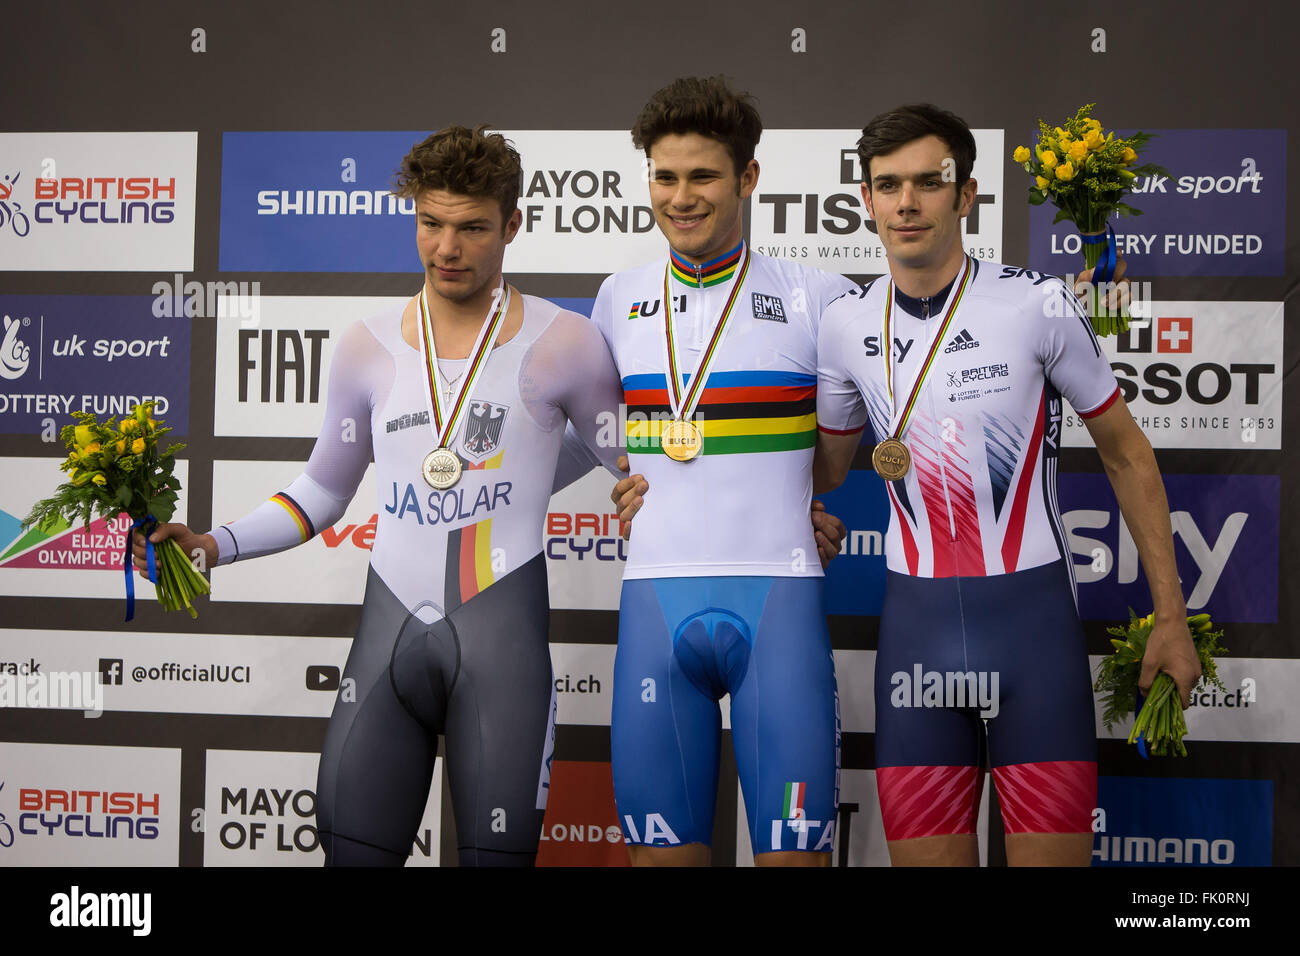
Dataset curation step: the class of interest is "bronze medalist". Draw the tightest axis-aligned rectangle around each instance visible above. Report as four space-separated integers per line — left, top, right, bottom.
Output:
871 438 911 481
662 418 703 462
422 448 463 489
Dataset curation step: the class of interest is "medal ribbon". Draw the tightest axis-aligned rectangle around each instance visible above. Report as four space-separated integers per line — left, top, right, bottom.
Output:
660 246 751 422
418 282 511 449
882 255 973 440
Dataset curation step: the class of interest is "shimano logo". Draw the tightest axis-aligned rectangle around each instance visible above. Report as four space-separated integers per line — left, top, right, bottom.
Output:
943 328 980 353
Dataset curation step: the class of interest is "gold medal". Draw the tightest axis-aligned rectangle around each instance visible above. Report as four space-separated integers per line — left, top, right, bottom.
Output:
871 438 911 481
422 448 463 489
661 418 703 462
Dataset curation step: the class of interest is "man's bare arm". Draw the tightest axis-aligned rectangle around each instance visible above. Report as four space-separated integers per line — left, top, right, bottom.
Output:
813 429 860 495
1082 396 1201 705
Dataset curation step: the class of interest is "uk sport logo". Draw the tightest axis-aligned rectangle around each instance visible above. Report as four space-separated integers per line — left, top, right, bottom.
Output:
1 314 31 380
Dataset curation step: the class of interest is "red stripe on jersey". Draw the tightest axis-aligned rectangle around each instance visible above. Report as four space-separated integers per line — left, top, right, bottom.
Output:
458 523 478 603
1077 384 1121 419
877 765 980 841
818 423 864 436
992 760 1097 834
886 481 920 575
623 383 814 406
1001 390 1046 573
940 439 985 577
912 438 956 578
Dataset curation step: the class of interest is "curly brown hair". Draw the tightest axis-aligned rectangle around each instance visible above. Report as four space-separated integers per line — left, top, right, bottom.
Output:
392 125 522 223
631 76 762 177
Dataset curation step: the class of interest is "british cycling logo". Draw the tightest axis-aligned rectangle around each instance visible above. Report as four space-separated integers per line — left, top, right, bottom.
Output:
0 782 14 848
0 171 32 238
1 313 31 379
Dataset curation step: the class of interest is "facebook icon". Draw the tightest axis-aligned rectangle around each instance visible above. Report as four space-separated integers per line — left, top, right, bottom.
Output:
98 659 123 686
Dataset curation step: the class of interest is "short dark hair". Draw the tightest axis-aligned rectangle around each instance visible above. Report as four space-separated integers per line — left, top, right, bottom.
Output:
392 124 522 222
857 104 976 192
631 75 762 177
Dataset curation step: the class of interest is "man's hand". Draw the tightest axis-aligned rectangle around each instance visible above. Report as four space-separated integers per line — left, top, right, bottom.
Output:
610 454 647 541
1075 255 1130 313
132 522 217 578
1141 617 1203 709
811 499 846 569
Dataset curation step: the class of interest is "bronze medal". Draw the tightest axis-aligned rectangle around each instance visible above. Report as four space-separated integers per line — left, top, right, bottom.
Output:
422 448 463 489
661 418 703 462
871 438 911 481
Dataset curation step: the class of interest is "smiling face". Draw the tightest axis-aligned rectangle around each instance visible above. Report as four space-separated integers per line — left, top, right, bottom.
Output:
647 132 757 263
415 190 521 304
861 134 977 274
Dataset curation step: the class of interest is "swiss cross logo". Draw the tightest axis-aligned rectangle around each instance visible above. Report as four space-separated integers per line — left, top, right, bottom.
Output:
1157 316 1193 353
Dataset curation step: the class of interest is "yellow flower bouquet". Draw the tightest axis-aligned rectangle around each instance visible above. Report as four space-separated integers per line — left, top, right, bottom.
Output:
22 401 210 618
1013 104 1168 336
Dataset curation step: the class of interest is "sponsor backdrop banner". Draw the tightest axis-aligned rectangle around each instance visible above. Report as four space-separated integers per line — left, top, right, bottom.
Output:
753 128 1005 273
214 296 405 437
1029 130 1286 277
203 749 441 866
0 1 1294 868
1062 301 1284 450
0 741 181 865
0 458 190 600
0 295 191 437
0 132 197 272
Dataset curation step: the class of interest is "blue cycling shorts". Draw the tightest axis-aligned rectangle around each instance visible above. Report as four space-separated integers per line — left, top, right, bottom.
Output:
611 575 840 855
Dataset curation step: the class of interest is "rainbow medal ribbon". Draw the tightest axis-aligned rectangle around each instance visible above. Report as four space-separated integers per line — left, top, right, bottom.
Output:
417 282 510 489
658 246 751 461
874 255 974 481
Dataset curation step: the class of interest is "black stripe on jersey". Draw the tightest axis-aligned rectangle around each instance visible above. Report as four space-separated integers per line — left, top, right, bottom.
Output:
624 396 817 420
1039 383 1076 605
891 465 918 526
219 525 240 562
828 277 879 306
1057 278 1103 358
444 528 464 614
277 491 317 539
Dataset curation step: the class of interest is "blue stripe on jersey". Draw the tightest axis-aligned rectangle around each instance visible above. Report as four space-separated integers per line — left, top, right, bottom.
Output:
982 413 1026 521
622 369 818 391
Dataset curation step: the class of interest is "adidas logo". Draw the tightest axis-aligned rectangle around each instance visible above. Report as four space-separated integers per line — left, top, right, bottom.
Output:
943 328 980 353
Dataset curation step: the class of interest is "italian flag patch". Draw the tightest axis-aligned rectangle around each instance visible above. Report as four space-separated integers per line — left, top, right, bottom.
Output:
783 781 806 819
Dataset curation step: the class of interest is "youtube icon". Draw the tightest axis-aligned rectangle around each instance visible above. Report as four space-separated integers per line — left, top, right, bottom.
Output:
305 665 340 692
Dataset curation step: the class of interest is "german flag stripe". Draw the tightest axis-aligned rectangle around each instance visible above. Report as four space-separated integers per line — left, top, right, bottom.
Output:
270 492 315 542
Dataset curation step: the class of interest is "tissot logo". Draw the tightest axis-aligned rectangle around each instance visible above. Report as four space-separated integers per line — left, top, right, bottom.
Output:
751 293 787 323
1157 316 1193 353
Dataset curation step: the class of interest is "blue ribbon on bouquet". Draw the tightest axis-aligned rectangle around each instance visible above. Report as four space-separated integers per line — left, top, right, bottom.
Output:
124 515 158 622
1082 225 1119 285
1133 687 1149 760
